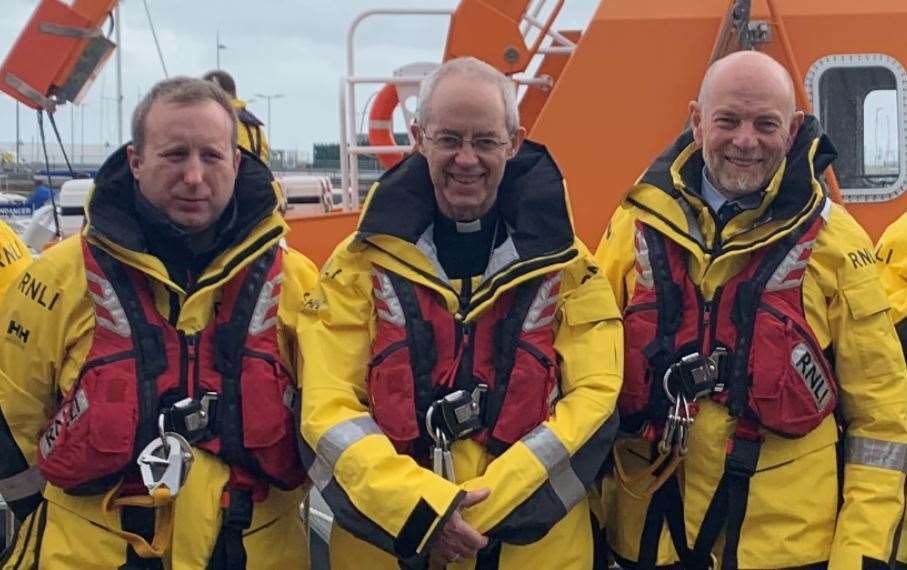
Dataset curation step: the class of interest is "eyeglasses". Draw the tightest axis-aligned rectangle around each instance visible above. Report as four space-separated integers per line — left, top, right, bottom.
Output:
422 132 511 154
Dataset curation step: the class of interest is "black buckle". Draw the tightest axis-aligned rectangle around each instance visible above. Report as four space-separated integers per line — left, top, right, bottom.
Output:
427 385 487 441
164 392 219 444
665 348 727 401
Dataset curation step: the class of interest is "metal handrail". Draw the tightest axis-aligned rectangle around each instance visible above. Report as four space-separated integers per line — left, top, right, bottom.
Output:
342 9 454 209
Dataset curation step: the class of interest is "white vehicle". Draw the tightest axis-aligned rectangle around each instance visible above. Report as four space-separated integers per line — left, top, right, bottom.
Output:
277 174 342 214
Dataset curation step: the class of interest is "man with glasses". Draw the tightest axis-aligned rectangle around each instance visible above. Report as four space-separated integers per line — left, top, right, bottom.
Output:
300 56 622 569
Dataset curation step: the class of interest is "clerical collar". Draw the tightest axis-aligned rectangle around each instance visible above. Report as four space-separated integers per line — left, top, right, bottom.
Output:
455 219 483 233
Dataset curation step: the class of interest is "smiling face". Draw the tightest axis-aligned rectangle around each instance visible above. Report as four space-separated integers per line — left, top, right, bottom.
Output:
127 99 240 232
690 52 804 200
412 73 524 221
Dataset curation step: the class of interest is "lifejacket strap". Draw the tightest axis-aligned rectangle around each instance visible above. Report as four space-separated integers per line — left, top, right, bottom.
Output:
86 242 165 453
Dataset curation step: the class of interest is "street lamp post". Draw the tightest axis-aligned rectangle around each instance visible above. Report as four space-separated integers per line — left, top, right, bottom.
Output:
253 93 284 147
216 30 226 69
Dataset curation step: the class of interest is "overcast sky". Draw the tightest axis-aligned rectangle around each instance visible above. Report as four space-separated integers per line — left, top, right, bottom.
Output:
0 0 599 157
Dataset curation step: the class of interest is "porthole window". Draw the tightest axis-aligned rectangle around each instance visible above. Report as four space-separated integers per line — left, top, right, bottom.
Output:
806 53 907 202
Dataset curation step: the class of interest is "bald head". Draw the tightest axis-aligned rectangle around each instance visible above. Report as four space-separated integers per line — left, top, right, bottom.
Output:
689 51 804 200
698 51 797 116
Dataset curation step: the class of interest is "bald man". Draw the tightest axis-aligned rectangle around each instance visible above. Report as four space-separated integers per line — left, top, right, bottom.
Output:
596 51 907 569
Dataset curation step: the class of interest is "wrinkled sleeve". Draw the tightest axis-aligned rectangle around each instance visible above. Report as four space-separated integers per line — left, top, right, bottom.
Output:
458 252 623 543
873 216 907 566
298 243 463 561
594 205 638 311
876 217 907 350
824 216 907 569
0 244 87 522
0 222 31 297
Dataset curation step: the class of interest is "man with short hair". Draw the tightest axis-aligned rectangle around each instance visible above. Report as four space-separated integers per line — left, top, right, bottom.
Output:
300 56 622 568
0 76 315 568
203 69 270 163
597 50 907 568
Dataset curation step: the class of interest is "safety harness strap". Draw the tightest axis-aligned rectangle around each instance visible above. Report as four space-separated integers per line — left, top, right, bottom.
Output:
383 270 437 453
485 277 545 455
638 225 684 428
214 246 277 473
637 472 689 569
206 488 253 570
86 242 166 482
687 420 762 570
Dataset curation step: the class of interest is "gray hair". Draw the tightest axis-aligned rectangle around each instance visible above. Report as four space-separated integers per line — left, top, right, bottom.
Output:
415 57 520 134
131 76 237 153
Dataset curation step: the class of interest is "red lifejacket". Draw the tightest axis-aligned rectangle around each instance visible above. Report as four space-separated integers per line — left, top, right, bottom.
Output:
367 267 561 457
37 240 306 495
620 206 837 437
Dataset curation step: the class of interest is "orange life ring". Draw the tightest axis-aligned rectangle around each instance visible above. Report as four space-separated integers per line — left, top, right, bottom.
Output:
368 83 406 170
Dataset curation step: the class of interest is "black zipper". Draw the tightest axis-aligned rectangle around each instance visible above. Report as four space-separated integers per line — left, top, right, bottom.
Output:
77 350 135 381
517 339 553 368
179 332 199 399
367 340 407 367
760 303 829 363
624 302 658 316
244 348 293 378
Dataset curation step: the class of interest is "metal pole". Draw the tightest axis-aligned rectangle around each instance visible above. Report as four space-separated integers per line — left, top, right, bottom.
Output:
80 104 85 164
15 102 20 167
70 104 75 163
115 5 124 145
267 98 272 143
216 30 220 68
253 93 284 149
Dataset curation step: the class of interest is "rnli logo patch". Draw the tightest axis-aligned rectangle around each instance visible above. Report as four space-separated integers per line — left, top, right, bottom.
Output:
790 343 831 411
39 388 89 458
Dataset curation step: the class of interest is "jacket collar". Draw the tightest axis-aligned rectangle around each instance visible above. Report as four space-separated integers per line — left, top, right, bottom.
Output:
354 139 579 319
355 139 575 265
85 145 285 285
627 115 837 255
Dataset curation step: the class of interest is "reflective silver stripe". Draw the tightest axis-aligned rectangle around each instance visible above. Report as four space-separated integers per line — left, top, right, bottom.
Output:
309 416 383 491
85 270 131 338
249 273 283 335
846 436 907 472
416 226 450 285
521 425 586 511
0 466 45 502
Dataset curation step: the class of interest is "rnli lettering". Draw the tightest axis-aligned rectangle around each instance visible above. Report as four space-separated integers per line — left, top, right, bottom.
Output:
16 272 61 311
39 389 89 458
0 239 24 268
790 343 831 410
847 247 877 269
6 320 29 343
876 247 894 265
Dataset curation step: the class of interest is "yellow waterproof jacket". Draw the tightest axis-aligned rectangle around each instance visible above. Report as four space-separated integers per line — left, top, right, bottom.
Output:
300 141 623 569
0 147 316 569
874 212 907 566
0 219 31 295
597 117 907 569
234 99 270 163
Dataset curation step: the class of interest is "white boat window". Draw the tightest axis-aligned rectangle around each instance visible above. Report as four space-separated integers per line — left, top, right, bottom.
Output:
806 53 907 202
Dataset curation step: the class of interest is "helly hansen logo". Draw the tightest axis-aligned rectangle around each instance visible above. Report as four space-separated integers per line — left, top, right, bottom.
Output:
39 389 89 458
7 320 29 343
790 343 831 410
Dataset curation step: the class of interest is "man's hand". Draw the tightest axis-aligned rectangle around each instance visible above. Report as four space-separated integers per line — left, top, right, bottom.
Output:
430 488 490 566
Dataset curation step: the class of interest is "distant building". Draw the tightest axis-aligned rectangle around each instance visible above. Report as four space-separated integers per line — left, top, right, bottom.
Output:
313 133 409 171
